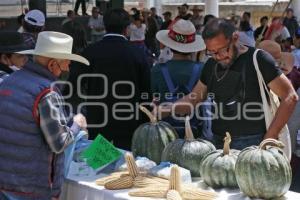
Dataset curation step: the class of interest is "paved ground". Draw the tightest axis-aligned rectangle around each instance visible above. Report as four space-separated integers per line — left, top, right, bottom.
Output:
0 2 95 18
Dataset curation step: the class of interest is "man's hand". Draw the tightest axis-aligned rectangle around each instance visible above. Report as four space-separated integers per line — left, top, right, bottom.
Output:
73 113 87 129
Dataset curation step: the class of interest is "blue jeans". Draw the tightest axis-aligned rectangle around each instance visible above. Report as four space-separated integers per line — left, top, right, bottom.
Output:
0 192 53 200
213 133 264 150
0 192 29 200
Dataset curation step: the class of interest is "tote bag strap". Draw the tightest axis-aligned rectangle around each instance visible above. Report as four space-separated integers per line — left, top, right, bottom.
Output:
253 49 291 160
253 49 273 127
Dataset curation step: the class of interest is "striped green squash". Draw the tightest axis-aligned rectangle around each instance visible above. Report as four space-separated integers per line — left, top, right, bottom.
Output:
235 139 292 199
200 132 240 188
131 106 178 164
161 116 216 177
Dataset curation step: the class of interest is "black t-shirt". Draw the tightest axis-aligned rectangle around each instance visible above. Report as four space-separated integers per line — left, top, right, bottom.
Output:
200 47 282 137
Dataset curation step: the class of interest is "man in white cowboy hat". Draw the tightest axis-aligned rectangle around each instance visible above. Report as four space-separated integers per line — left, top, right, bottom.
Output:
0 31 89 200
152 19 206 137
155 18 298 151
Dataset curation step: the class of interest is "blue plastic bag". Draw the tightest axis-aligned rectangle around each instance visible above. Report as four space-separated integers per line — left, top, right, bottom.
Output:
64 131 91 177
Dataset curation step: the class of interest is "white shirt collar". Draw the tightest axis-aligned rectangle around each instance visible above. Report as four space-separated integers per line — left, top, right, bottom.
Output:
103 33 128 40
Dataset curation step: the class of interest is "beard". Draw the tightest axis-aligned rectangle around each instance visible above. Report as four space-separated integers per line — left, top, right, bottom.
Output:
217 45 239 69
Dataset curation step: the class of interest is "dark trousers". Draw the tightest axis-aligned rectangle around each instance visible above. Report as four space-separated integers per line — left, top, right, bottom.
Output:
74 0 86 15
290 154 300 192
213 133 264 150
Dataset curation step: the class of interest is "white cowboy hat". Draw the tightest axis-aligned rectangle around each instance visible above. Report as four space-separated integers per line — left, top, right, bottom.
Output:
18 31 89 65
156 19 206 53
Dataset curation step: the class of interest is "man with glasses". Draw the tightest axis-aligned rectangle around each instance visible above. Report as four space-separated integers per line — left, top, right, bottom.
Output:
156 19 298 150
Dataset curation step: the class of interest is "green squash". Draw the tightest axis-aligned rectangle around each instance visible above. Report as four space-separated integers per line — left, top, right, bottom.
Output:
131 106 178 164
200 132 240 188
161 116 216 177
235 139 292 199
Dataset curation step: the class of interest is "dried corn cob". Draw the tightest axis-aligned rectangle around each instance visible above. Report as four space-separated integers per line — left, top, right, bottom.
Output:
104 175 133 190
149 176 169 183
96 176 120 186
181 188 218 200
133 176 169 188
169 165 181 193
95 171 128 186
129 187 168 198
125 153 139 178
167 190 182 200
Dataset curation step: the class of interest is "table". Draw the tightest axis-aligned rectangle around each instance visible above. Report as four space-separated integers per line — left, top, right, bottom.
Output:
60 173 300 200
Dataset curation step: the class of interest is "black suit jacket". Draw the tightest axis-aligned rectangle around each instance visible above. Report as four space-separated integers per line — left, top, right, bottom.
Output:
78 35 151 149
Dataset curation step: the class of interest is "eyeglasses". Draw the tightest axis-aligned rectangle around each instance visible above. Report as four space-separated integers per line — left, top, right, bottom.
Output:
206 39 232 57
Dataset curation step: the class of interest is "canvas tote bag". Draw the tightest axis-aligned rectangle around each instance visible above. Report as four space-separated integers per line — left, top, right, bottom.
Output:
253 49 292 160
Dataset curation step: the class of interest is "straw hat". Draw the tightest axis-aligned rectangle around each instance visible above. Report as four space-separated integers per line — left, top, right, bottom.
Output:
156 19 205 53
258 40 294 74
18 31 89 65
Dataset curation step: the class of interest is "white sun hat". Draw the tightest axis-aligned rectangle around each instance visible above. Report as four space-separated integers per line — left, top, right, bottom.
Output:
18 31 89 65
156 19 206 53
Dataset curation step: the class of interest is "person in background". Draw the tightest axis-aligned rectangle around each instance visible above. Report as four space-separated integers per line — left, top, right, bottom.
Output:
78 9 151 149
62 10 75 26
21 9 45 49
176 3 192 20
293 28 300 69
238 20 255 47
228 14 241 29
16 8 29 33
129 12 146 43
203 14 216 27
144 8 160 57
88 7 106 43
199 14 216 35
153 19 206 137
282 37 293 52
0 31 89 200
264 17 291 44
128 12 153 66
254 16 269 41
150 7 163 29
0 32 29 83
190 5 204 34
130 7 139 15
283 8 299 37
242 12 254 32
160 11 172 30
242 12 251 24
74 0 87 16
258 40 294 76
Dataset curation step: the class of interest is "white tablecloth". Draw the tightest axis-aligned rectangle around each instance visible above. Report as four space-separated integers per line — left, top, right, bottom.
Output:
60 174 300 200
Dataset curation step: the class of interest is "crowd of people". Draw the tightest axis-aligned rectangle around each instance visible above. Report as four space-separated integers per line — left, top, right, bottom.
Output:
0 3 299 199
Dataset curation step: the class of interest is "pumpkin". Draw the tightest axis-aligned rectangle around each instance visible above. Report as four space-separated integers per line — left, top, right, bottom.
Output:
161 116 216 177
200 132 240 188
235 139 292 199
131 106 178 164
